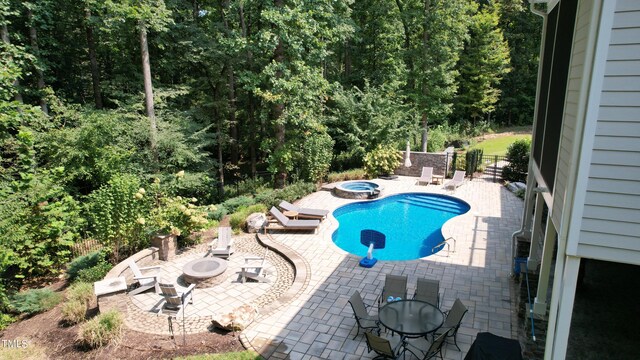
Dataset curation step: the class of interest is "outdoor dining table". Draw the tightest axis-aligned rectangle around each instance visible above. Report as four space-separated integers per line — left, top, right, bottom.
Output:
378 299 445 337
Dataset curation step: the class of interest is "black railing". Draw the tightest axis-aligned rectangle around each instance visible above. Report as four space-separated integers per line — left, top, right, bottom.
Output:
448 152 509 182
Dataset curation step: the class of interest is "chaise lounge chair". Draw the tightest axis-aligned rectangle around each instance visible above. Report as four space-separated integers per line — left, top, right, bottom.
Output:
278 200 329 220
209 226 234 258
444 170 465 190
127 260 161 295
416 167 433 185
264 207 320 233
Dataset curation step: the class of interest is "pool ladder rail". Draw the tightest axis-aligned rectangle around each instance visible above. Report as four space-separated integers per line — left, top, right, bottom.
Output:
432 237 456 256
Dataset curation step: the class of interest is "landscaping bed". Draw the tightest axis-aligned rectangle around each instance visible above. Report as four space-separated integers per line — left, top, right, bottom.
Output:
0 281 243 359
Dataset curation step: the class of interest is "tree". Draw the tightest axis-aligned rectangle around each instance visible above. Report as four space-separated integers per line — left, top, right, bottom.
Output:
104 0 173 165
494 0 542 125
393 0 475 152
454 5 511 124
257 0 353 188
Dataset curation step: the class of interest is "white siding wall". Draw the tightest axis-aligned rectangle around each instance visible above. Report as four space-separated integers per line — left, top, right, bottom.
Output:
551 0 594 227
577 0 640 264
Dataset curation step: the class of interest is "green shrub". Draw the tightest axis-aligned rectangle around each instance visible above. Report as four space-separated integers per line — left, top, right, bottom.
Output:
10 288 62 315
229 204 268 230
465 149 484 175
426 127 446 152
67 251 104 281
0 312 16 330
253 188 279 208
300 131 334 184
221 196 256 213
363 145 402 178
76 262 113 283
224 178 268 198
327 169 367 182
502 139 531 182
252 182 316 209
61 299 87 325
86 174 150 261
67 282 94 304
208 204 228 221
278 182 316 202
78 310 123 348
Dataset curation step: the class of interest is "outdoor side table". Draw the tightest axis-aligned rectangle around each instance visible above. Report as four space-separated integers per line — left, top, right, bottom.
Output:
378 299 444 337
283 210 299 220
432 175 444 185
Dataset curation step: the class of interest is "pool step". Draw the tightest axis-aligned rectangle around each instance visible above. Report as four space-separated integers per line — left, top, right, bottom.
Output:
399 196 467 213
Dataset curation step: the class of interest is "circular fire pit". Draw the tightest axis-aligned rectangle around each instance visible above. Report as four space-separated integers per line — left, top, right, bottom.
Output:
183 257 228 284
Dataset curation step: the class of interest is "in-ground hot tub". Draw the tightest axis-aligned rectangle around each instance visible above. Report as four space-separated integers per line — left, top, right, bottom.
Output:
333 181 383 199
183 257 228 284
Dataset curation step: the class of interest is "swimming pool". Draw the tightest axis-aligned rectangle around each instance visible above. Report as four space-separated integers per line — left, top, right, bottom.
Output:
332 193 470 260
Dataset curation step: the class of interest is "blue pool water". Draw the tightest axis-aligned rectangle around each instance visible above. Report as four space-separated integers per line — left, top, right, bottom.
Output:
332 193 470 260
340 181 379 191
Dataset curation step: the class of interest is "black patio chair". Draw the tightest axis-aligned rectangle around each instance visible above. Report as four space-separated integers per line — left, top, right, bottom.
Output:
348 290 380 339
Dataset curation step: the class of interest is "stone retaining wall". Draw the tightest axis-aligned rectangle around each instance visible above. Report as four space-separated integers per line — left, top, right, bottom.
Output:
395 150 452 177
104 247 161 284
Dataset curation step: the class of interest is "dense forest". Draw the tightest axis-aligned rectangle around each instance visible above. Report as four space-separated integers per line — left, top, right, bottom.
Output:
0 0 541 303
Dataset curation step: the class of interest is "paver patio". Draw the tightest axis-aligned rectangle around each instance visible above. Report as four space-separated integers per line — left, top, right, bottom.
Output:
240 175 523 360
123 174 523 359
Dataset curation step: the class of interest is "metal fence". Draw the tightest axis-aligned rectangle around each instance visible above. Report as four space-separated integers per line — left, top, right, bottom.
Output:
479 154 509 182
449 152 509 182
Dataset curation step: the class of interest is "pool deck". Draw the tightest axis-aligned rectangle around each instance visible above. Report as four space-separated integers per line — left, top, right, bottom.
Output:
241 174 524 359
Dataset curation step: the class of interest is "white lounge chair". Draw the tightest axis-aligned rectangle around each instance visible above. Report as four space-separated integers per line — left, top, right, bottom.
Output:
416 167 433 185
241 250 270 283
208 226 234 258
444 170 466 190
127 260 161 295
264 207 320 233
278 200 329 220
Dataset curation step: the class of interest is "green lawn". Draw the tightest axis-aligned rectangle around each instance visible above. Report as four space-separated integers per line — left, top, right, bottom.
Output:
471 134 531 156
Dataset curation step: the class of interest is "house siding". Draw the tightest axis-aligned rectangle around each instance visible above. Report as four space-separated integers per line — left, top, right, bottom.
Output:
551 0 594 227
577 0 640 264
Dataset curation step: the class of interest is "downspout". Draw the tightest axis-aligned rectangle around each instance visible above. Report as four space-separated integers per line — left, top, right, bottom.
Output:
511 0 549 274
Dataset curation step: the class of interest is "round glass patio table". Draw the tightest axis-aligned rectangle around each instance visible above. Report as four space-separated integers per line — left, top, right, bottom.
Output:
378 299 444 337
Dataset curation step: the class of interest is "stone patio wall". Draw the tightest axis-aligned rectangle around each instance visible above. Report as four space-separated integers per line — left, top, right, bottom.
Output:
104 246 161 284
395 149 453 177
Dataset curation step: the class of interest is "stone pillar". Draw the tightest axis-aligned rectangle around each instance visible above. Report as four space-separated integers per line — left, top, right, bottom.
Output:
151 234 177 261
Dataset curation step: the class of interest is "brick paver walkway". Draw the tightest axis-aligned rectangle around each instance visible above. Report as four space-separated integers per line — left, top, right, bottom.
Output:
241 175 523 360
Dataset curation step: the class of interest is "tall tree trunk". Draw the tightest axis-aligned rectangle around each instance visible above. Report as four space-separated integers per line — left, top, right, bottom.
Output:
394 0 415 90
85 9 103 109
221 0 238 165
343 39 351 80
27 8 48 114
192 0 199 21
272 0 286 189
239 3 257 177
140 22 158 165
1 24 23 103
217 114 225 199
420 0 431 152
420 113 428 152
